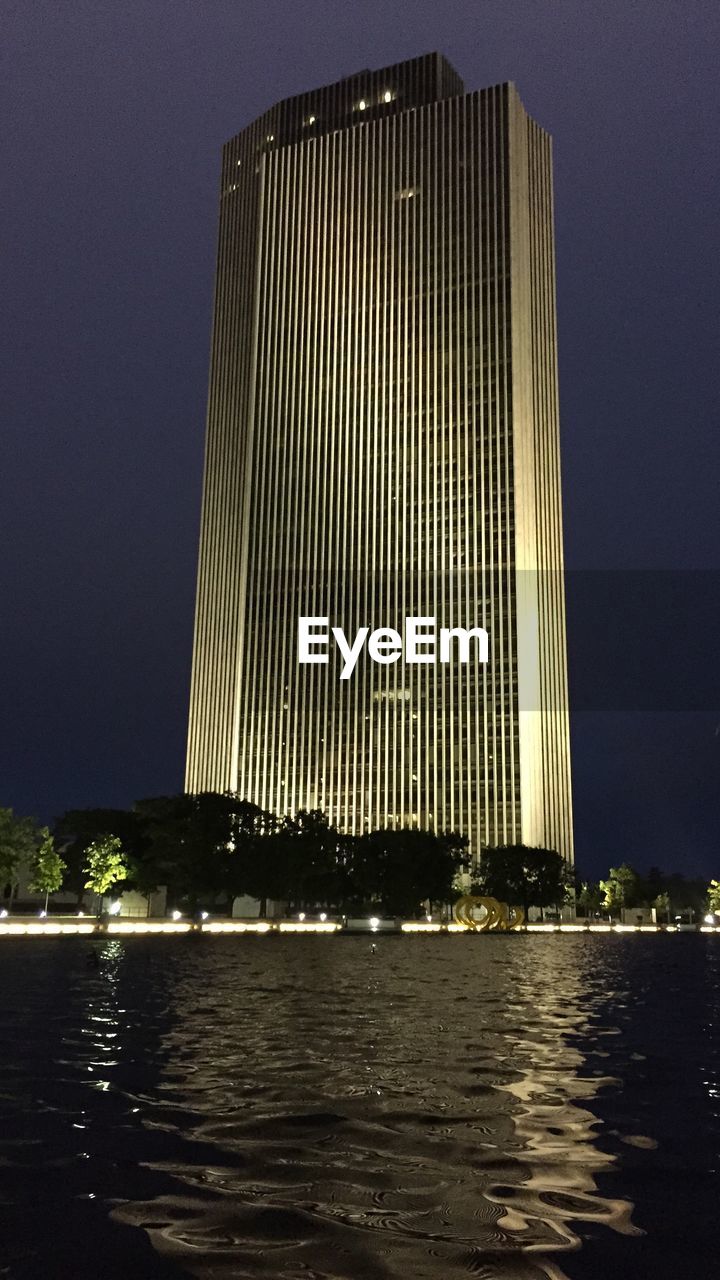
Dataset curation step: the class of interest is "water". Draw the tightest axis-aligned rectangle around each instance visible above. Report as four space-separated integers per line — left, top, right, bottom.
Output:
0 935 718 1279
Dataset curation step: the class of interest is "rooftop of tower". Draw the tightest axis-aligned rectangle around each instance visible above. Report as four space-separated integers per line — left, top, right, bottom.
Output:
241 53 466 151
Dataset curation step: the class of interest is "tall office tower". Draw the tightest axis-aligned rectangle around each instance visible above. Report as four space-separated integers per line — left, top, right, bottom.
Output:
186 53 573 867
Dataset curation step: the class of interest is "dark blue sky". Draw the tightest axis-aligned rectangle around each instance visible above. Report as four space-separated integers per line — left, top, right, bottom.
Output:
2 0 718 879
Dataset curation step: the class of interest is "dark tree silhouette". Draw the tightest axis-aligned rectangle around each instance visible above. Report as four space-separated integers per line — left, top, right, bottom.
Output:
475 845 570 916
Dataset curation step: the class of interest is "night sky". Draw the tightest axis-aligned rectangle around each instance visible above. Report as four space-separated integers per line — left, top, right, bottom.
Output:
2 0 719 880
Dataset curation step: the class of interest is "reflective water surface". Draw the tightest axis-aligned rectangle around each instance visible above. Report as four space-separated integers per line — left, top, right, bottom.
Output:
1 936 718 1278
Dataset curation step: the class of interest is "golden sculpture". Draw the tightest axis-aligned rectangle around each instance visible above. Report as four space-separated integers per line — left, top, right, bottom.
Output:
453 895 525 931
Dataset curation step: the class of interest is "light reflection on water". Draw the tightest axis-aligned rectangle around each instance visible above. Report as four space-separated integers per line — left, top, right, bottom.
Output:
0 936 718 1278
483 951 644 1270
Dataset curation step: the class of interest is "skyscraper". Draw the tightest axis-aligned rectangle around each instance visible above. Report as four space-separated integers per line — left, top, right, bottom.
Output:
186 53 573 868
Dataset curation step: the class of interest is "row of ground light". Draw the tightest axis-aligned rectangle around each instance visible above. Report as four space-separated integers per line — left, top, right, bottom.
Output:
1 917 720 936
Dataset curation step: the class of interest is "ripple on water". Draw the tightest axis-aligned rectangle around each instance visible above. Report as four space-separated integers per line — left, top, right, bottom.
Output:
1 935 716 1278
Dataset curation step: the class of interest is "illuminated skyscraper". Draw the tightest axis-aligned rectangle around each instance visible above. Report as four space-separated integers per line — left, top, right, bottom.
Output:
186 53 573 866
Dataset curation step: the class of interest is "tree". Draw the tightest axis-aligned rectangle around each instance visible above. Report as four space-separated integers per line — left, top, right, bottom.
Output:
242 810 342 911
653 891 671 924
132 793 227 910
662 873 706 919
347 828 468 916
708 880 720 915
222 797 278 910
0 807 38 910
475 845 570 917
132 792 275 913
576 881 603 917
235 815 466 917
641 866 665 905
54 808 141 908
84 835 128 908
599 876 623 918
28 828 67 913
599 864 640 918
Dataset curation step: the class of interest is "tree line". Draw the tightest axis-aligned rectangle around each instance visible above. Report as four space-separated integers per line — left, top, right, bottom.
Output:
1 796 468 917
2 798 718 921
577 863 719 922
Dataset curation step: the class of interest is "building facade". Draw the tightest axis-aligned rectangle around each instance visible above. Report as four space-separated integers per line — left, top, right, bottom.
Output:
186 53 574 866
